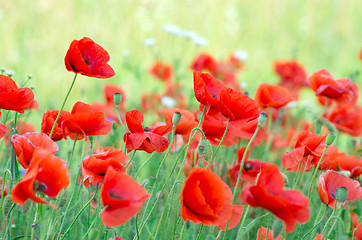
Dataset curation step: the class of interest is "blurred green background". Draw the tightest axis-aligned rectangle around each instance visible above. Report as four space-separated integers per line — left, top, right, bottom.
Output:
1 0 361 117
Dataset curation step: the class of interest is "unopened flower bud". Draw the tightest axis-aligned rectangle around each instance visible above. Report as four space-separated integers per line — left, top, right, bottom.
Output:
335 187 348 202
2 195 13 217
326 133 335 146
272 219 284 238
58 190 68 209
199 139 213 162
315 123 322 135
258 112 268 126
113 93 122 106
172 112 182 126
21 200 32 214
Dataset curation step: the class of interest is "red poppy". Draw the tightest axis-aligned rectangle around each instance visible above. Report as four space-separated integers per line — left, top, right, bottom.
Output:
309 69 358 104
41 110 71 141
91 102 121 124
351 212 359 235
11 148 70 209
190 53 217 74
0 121 7 139
180 167 244 230
356 222 362 240
327 104 362 137
241 165 310 232
62 102 112 140
273 61 308 92
124 110 170 153
81 147 127 188
318 170 362 209
108 238 126 240
281 130 327 172
100 166 150 227
0 75 34 113
163 108 198 136
64 37 115 78
229 159 275 185
313 234 331 240
103 84 125 107
11 132 59 169
255 83 293 109
256 226 285 240
150 61 173 82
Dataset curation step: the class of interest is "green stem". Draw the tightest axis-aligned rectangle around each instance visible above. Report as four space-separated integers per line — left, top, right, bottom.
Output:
49 73 78 138
115 105 126 133
135 152 155 179
306 204 327 240
196 225 205 240
206 123 229 168
236 212 269 240
307 144 328 200
321 200 338 237
292 161 303 189
223 123 262 239
125 150 137 170
61 186 99 240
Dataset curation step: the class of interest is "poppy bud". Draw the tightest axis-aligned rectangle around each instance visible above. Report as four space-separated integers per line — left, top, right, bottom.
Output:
315 123 322 135
21 200 32 214
258 112 268 126
326 133 335 146
172 112 182 126
58 190 68 210
335 187 348 202
272 219 284 238
2 195 13 217
199 139 213 162
113 93 122 106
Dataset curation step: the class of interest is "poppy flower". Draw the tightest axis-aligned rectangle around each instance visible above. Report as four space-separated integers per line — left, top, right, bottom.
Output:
327 104 362 137
273 61 308 92
309 69 358 105
100 166 150 227
256 226 285 240
190 53 217 74
124 110 170 153
103 84 125 107
281 130 327 172
163 108 198 136
0 75 34 113
318 170 362 209
150 61 173 82
11 132 59 169
229 159 275 185
81 147 127 188
254 83 293 109
11 148 70 209
41 110 71 141
64 37 115 78
241 165 310 232
356 222 362 240
313 234 331 240
180 167 244 230
62 102 112 140
0 122 7 139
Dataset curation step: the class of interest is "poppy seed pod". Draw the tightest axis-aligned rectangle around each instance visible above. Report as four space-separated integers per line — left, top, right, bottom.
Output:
335 187 348 203
172 112 182 126
258 112 268 125
113 93 122 106
326 133 336 146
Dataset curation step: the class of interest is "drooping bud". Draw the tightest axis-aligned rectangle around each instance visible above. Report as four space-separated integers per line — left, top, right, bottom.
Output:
172 112 182 126
2 195 13 217
315 123 322 135
199 139 213 162
113 93 122 106
58 190 68 210
272 219 284 238
21 200 32 214
335 187 348 202
326 133 335 146
258 112 268 126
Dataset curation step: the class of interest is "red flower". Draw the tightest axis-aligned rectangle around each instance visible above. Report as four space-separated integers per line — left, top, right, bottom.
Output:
11 148 70 209
180 167 244 230
124 110 170 153
62 102 112 140
103 84 125 107
229 159 275 185
64 37 115 78
256 226 285 240
150 61 173 82
255 83 293 109
318 170 362 209
190 53 217 73
356 222 362 240
309 69 358 104
11 132 59 169
81 147 127 188
281 130 327 172
241 165 310 232
0 113 7 139
274 61 308 92
41 110 71 141
100 166 150 227
0 75 34 113
327 104 362 137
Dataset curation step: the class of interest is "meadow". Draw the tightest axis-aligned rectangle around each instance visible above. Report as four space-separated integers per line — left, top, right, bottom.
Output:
0 0 361 239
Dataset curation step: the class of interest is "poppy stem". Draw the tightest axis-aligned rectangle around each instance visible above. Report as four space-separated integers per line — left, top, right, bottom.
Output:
49 73 78 139
115 105 127 133
307 144 328 200
61 186 99 240
300 205 326 240
309 97 329 131
235 212 269 240
206 122 229 169
223 123 262 239
292 161 303 189
125 150 137 170
0 169 11 212
196 225 205 240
